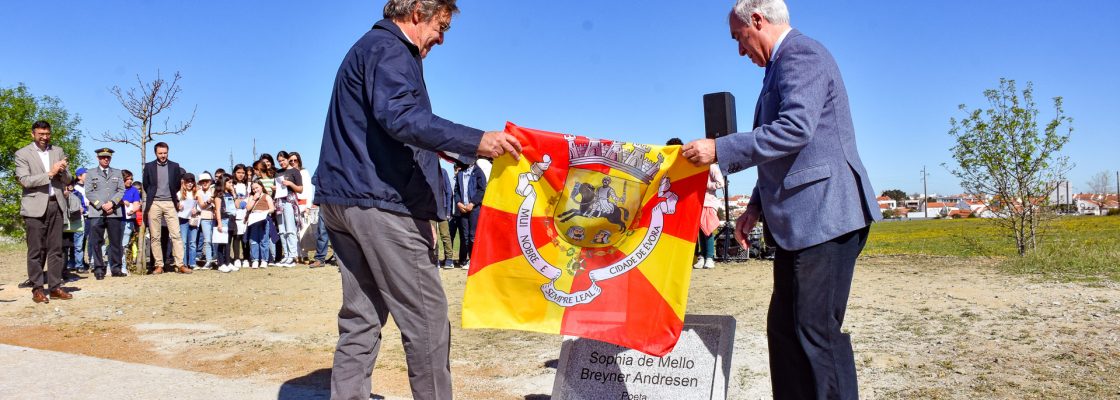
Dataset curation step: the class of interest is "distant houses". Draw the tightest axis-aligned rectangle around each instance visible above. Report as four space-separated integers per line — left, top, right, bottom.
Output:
721 191 1117 222
1072 193 1119 215
886 191 1118 220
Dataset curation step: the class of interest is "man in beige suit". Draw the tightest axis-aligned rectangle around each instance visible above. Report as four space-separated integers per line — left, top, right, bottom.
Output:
15 120 73 303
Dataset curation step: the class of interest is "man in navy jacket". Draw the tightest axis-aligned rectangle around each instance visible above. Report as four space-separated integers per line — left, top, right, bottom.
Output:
683 1 879 399
435 164 456 268
452 161 486 269
313 1 520 399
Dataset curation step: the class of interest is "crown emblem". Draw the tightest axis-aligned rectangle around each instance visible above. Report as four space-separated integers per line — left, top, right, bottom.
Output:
565 135 663 184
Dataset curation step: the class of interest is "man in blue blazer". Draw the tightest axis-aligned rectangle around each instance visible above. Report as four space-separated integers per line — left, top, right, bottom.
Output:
684 1 880 398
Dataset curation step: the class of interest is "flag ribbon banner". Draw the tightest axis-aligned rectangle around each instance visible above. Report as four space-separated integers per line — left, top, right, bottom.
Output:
462 123 708 356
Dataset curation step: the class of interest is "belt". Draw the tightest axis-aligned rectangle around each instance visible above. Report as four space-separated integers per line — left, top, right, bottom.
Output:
47 196 58 202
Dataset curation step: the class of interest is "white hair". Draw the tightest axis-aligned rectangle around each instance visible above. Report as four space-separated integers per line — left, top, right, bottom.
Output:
732 0 790 25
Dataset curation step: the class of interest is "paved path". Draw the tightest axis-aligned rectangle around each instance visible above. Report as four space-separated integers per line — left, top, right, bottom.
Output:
0 344 405 399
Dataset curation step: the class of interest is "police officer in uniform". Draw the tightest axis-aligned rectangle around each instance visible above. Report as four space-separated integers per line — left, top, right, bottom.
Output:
85 147 126 280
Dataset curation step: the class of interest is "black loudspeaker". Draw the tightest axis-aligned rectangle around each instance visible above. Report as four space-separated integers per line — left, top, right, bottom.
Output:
703 92 737 139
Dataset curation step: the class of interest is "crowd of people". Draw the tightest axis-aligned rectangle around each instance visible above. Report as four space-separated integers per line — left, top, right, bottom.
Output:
16 122 488 300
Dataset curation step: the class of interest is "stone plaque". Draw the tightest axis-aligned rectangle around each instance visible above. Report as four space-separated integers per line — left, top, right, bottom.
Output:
551 315 736 400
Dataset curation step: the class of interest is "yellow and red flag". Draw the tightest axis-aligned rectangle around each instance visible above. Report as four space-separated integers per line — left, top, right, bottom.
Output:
462 123 708 356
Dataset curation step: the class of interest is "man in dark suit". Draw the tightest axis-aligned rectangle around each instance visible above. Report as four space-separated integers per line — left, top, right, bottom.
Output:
453 160 486 269
683 1 880 398
85 147 126 280
141 142 190 274
15 120 73 303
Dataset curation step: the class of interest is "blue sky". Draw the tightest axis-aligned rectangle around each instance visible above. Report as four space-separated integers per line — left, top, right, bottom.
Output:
3 0 1118 196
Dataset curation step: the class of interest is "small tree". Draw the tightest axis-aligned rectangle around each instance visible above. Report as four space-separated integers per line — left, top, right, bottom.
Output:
0 83 88 236
945 79 1072 256
95 71 195 273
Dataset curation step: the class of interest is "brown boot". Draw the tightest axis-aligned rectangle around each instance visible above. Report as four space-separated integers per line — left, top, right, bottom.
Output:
49 288 73 300
177 265 192 274
153 266 165 274
32 288 49 304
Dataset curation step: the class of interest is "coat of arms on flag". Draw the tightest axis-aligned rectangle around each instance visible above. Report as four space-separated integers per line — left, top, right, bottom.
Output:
462 123 709 356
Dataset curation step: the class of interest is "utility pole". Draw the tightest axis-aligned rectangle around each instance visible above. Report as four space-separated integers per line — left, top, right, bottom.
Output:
229 150 234 172
922 166 929 219
252 138 257 161
1067 180 1072 214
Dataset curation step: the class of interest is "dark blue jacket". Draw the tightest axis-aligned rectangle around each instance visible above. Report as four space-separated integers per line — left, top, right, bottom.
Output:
438 166 452 220
453 165 487 210
314 19 483 221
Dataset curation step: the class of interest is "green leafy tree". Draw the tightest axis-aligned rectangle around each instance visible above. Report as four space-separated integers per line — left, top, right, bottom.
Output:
0 83 88 237
945 79 1072 256
881 189 907 203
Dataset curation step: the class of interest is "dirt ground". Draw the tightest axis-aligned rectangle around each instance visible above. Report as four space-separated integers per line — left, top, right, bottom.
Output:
1 251 1118 399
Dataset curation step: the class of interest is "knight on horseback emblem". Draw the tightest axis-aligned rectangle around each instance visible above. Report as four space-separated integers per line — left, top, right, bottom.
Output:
552 135 663 248
510 133 679 307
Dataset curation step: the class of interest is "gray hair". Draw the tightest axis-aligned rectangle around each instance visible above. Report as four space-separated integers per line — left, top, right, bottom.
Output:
732 0 790 25
383 0 459 21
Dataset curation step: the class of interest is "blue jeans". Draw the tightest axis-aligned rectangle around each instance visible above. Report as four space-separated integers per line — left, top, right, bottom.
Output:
266 217 276 262
121 220 135 267
248 220 271 262
199 219 215 263
314 217 330 261
72 230 86 270
277 202 298 261
180 219 199 267
698 231 715 259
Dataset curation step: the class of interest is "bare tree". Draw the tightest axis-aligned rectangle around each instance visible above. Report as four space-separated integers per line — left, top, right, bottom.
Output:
94 70 196 274
1087 170 1113 197
945 79 1073 256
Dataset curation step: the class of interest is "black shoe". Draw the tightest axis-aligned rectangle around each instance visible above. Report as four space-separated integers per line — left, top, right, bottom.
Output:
18 280 35 289
111 272 127 277
77 267 90 274
62 271 79 282
94 270 106 280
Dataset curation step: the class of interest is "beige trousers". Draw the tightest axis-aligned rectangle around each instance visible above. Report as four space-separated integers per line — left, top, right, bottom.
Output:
147 200 184 267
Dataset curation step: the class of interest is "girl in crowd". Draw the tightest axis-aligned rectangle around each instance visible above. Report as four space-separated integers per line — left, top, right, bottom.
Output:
231 164 251 268
62 180 85 271
244 179 274 269
290 152 314 264
232 164 249 198
274 151 303 267
196 172 218 269
216 176 243 273
696 164 725 269
178 173 201 268
253 159 278 264
256 157 276 196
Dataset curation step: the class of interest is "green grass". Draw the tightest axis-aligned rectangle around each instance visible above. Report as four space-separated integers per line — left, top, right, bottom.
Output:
866 215 1120 281
0 241 22 253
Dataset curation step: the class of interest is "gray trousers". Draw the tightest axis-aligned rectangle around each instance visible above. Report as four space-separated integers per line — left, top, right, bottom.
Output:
321 204 451 400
